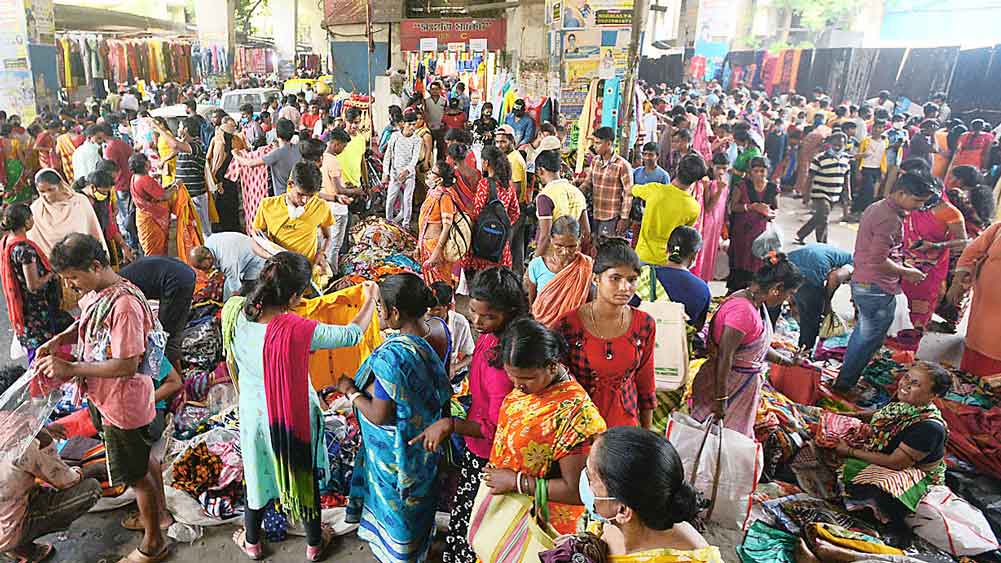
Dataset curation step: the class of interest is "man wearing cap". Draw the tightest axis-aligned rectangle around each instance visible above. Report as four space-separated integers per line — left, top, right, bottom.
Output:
505 99 536 148
579 126 633 237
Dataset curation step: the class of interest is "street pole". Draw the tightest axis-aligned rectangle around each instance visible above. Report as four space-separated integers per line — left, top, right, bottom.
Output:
618 0 650 156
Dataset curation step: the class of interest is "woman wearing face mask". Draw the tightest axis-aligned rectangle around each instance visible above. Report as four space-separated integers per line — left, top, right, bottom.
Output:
27 168 107 258
223 253 379 561
690 152 730 283
690 254 803 437
557 238 655 429
410 267 526 563
727 156 778 293
338 273 453 563
482 318 606 535
579 426 722 563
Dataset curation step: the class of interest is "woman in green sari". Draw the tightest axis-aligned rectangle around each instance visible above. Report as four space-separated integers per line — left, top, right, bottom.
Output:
1 124 29 205
730 127 762 180
828 361 952 548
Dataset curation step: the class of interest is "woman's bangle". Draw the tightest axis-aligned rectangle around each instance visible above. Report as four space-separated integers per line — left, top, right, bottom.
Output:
516 471 524 495
347 391 362 404
716 395 729 402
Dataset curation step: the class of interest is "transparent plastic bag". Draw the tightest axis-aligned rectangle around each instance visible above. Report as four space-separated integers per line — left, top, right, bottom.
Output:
0 368 63 463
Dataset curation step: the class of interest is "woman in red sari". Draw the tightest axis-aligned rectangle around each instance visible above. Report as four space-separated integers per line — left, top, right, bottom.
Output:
949 119 994 173
461 145 520 278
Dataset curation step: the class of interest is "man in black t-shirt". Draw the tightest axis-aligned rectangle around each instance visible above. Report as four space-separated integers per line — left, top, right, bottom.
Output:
120 257 196 369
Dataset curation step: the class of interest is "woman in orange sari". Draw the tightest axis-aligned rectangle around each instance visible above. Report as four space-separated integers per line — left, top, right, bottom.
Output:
446 143 480 212
54 126 83 184
525 216 592 327
128 153 175 256
949 119 994 173
419 159 462 286
483 318 607 535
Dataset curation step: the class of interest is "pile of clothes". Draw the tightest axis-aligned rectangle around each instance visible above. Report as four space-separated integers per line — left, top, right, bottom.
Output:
336 216 421 288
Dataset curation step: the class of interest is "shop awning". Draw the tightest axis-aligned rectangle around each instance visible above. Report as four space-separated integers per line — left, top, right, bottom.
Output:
54 3 195 34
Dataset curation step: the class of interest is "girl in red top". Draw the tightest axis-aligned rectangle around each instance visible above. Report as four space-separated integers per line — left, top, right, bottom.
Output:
461 145 520 276
442 98 468 133
556 237 656 429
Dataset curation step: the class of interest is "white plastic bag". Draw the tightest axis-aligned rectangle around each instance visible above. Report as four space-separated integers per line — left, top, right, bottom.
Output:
887 293 913 337
751 223 783 259
665 413 763 530
636 300 689 391
9 337 26 361
906 485 1000 556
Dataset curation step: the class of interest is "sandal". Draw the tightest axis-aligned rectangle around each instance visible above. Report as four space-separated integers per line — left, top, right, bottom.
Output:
306 524 336 562
121 511 173 531
117 543 171 563
232 528 264 560
7 543 53 563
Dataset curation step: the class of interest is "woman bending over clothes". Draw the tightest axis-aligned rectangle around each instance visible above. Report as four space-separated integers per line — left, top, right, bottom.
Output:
412 267 528 563
339 273 453 563
223 252 379 561
690 254 802 438
482 318 607 535
525 215 593 327
557 238 656 429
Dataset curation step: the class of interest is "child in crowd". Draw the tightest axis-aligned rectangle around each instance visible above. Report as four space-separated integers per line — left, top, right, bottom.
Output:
429 281 475 386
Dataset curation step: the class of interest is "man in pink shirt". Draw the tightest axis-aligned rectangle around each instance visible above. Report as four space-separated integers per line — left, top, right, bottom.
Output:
34 233 170 562
0 366 102 562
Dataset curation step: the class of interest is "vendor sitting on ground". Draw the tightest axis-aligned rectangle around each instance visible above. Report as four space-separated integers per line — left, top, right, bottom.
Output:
827 361 951 548
0 365 103 563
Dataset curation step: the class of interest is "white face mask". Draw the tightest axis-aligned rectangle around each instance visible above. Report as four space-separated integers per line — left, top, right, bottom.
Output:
893 122 904 130
287 198 306 220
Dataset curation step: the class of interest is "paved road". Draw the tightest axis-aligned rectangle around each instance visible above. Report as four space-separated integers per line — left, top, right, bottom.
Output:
32 194 966 562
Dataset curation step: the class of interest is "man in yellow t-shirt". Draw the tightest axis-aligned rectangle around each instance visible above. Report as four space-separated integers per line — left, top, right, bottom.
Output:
252 161 335 265
632 153 706 266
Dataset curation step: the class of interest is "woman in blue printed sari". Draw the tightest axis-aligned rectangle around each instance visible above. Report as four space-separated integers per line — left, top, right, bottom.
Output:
338 272 452 563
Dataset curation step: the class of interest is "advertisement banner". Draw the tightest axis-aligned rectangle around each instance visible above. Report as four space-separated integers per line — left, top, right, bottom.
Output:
692 0 735 81
559 29 629 118
562 0 633 29
399 19 506 52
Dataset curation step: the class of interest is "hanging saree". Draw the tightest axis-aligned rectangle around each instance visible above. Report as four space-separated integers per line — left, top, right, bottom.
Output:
349 334 452 563
901 202 964 329
55 133 83 183
840 401 947 513
531 253 593 327
489 376 607 534
690 295 772 438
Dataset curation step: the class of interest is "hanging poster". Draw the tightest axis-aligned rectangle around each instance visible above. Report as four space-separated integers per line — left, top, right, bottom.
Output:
420 37 438 52
562 0 633 29
469 38 487 52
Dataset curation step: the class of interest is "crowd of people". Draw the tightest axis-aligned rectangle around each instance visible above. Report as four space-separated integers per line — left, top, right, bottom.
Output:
0 68 998 563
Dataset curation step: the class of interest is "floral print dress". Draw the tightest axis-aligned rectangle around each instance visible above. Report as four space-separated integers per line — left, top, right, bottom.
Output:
9 242 73 351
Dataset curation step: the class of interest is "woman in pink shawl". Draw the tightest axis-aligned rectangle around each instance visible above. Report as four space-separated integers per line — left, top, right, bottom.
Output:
691 152 732 282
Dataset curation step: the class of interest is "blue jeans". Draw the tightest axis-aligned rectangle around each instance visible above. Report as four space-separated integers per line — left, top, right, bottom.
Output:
835 282 897 391
795 283 826 351
115 190 139 252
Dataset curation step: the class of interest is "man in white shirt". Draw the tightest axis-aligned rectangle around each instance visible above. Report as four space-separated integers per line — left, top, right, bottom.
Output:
278 94 302 129
319 128 361 271
382 112 423 227
72 124 108 180
424 81 447 159
120 89 140 113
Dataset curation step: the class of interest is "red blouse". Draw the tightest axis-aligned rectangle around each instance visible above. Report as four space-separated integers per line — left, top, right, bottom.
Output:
461 176 521 271
556 307 657 428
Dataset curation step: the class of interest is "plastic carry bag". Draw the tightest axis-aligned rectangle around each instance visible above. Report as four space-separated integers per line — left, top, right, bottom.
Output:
819 310 849 339
665 413 763 530
906 485 1000 556
752 223 783 259
887 293 913 337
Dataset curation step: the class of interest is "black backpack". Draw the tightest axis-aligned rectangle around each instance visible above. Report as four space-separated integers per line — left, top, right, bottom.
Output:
471 177 512 263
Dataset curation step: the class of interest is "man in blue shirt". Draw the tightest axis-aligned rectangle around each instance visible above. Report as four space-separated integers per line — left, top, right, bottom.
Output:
630 142 671 241
787 243 854 352
504 99 536 147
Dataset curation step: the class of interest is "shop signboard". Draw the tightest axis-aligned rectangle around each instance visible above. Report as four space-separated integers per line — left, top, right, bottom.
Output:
399 18 506 52
420 38 438 52
561 0 633 29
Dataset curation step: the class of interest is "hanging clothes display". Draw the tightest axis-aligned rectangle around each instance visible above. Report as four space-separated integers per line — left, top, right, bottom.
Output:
404 50 501 107
55 33 201 90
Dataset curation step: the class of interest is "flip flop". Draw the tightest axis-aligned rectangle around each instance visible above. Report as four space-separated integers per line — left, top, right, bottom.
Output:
306 524 336 562
232 528 264 560
7 543 53 563
121 511 173 531
117 544 171 563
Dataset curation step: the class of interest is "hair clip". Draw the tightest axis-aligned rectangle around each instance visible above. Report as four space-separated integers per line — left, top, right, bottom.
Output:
766 250 780 265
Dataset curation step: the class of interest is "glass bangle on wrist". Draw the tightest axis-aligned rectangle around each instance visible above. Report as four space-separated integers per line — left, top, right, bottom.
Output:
348 391 362 404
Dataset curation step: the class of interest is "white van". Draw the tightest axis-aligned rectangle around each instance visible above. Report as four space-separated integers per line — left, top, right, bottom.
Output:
220 88 281 120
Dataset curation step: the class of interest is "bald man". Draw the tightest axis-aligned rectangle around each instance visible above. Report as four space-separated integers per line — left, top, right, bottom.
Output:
192 232 266 299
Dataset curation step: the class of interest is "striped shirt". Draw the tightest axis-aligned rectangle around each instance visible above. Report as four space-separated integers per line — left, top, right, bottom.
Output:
809 150 851 202
175 140 207 196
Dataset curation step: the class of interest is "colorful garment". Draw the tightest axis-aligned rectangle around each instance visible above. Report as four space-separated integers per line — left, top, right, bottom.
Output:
609 547 723 563
0 236 72 352
132 174 170 256
691 179 729 282
349 334 452 563
557 309 656 429
532 254 593 328
690 295 773 438
27 189 107 258
956 224 1001 375
901 201 964 328
841 401 947 512
55 133 83 184
950 131 994 171
490 376 607 534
